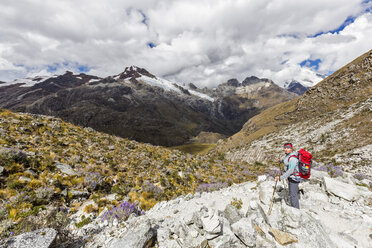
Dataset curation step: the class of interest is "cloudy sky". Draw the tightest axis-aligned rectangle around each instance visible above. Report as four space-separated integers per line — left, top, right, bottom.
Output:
0 0 371 88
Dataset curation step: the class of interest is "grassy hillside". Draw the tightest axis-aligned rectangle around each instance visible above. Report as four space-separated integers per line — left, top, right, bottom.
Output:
0 109 268 239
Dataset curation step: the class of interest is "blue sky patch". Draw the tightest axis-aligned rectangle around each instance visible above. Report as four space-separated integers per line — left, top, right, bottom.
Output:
276 33 300 39
47 64 58 72
310 15 356 38
138 9 148 26
147 42 156 48
310 1 372 38
300 59 322 70
45 62 90 74
77 65 89 73
280 59 288 65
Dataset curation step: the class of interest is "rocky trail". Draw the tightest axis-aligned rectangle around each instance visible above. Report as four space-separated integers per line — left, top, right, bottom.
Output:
3 170 371 248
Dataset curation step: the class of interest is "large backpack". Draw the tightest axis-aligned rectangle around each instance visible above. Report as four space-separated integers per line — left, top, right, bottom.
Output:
290 149 313 179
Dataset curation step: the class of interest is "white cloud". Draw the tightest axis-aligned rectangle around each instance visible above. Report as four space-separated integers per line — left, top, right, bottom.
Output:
0 0 371 87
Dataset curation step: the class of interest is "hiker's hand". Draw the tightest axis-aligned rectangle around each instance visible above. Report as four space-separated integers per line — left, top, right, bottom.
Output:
276 157 281 163
275 176 279 181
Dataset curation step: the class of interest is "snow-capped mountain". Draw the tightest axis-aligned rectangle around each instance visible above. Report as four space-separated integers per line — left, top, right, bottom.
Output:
283 80 310 95
0 66 296 146
283 74 327 95
115 66 214 102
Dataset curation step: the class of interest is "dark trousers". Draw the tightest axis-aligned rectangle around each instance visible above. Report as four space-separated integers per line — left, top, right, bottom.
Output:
288 179 300 209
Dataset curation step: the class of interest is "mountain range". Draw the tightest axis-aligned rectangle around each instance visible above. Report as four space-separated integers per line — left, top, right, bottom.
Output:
217 49 372 177
0 67 297 146
0 49 371 247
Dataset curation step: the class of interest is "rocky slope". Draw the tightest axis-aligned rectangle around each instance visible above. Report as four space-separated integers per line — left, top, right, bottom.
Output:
216 49 372 178
0 67 296 146
3 170 371 247
0 109 264 244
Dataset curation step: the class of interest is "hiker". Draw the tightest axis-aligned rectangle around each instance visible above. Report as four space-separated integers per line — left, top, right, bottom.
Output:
275 143 301 209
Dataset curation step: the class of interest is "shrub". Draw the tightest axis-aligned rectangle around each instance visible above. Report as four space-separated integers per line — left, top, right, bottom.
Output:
264 168 280 179
142 182 163 200
83 204 97 214
196 182 228 193
101 201 144 223
353 173 366 181
74 216 92 228
314 164 343 178
230 197 243 210
27 179 43 189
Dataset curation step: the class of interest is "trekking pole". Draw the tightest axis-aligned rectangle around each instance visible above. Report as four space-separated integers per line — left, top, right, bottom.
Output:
268 178 277 216
268 161 281 216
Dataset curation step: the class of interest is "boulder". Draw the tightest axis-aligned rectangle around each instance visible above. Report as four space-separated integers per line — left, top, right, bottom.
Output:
258 181 275 205
323 177 360 201
223 204 243 224
0 228 57 248
208 234 242 248
109 220 156 248
55 162 77 176
310 170 329 182
279 204 336 248
231 218 256 247
257 175 267 182
201 212 221 234
269 227 298 245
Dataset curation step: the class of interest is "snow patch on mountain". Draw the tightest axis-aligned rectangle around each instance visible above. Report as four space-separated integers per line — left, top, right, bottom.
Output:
187 89 215 102
88 78 101 83
139 75 182 93
138 75 214 102
235 81 271 94
0 76 52 88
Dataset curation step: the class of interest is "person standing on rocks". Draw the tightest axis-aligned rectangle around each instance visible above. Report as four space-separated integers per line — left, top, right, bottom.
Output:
276 143 301 209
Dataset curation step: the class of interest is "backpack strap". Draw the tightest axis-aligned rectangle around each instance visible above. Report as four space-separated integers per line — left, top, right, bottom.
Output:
288 154 299 176
288 154 298 163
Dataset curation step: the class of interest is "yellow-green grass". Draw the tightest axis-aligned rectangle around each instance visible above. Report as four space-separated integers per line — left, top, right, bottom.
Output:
171 143 217 155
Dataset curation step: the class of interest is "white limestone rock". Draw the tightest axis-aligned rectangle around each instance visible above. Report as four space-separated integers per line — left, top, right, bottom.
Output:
323 177 360 201
1 228 57 248
55 162 77 176
109 219 156 248
231 218 256 247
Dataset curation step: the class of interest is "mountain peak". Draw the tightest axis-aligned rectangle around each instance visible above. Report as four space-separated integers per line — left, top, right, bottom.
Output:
284 80 310 95
242 76 269 86
226 78 240 87
119 66 156 80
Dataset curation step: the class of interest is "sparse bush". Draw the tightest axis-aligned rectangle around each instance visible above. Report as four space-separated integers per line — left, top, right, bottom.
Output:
74 216 92 228
101 201 144 223
142 182 163 200
230 197 243 210
196 182 228 193
313 164 343 178
264 168 280 179
254 161 265 167
353 173 366 181
83 204 97 213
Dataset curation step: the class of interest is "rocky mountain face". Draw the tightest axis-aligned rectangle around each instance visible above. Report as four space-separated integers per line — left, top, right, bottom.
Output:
216 49 372 178
0 67 296 146
284 80 310 95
